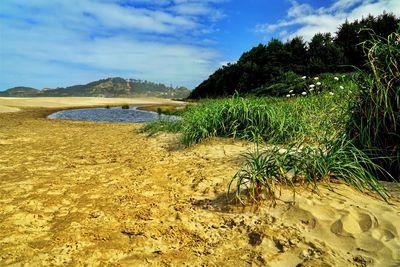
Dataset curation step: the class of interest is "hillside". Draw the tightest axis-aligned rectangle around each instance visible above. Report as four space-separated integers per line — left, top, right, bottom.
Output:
0 78 190 99
0 87 40 97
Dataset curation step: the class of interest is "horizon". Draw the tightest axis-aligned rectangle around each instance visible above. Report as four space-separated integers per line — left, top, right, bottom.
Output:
1 0 399 91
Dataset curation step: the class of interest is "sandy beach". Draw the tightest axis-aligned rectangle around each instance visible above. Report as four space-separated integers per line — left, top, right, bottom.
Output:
1 98 400 266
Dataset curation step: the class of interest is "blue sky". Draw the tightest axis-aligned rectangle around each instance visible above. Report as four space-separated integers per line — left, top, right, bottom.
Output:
0 0 399 90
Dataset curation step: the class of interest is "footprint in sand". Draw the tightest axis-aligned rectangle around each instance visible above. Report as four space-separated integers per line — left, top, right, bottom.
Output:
371 228 396 242
330 211 374 237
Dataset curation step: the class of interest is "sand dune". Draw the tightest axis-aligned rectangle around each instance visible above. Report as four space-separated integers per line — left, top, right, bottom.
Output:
0 97 184 112
0 104 399 266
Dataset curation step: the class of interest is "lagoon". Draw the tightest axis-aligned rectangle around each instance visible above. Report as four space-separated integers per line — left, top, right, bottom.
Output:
47 106 178 123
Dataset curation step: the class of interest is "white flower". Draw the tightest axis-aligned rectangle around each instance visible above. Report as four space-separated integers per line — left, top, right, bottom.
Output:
334 77 339 81
291 94 295 97
289 90 294 93
329 92 334 95
302 76 307 79
314 77 319 80
309 84 315 88
302 92 307 96
286 94 291 98
340 86 344 89
316 82 321 86
309 88 314 92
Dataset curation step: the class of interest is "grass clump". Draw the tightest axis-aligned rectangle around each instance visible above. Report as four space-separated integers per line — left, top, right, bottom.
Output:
228 146 294 204
138 105 187 116
348 29 400 181
229 135 390 204
141 119 182 135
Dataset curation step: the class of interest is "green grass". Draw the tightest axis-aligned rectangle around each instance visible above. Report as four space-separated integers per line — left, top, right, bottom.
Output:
229 135 390 203
137 105 188 116
140 119 182 135
348 30 400 181
141 69 395 202
181 74 357 146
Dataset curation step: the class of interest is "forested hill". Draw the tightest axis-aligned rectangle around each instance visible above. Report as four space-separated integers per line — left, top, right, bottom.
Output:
189 12 399 99
0 77 190 99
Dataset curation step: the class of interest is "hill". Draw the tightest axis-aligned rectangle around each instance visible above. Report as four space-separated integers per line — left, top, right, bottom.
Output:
0 87 40 97
0 78 190 99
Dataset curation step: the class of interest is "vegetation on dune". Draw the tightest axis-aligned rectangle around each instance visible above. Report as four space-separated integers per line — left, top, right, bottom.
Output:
229 136 390 204
348 29 400 181
143 70 394 200
182 73 356 146
142 21 399 203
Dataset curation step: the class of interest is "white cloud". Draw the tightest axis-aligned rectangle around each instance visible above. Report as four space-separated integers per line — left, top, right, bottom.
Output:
256 0 400 41
0 0 227 89
170 3 211 15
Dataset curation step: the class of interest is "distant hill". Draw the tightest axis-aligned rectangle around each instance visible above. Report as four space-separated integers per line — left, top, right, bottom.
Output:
0 87 40 97
0 77 190 99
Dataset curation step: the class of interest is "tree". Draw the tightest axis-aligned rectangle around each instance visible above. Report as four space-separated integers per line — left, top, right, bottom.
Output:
284 36 308 74
308 33 344 74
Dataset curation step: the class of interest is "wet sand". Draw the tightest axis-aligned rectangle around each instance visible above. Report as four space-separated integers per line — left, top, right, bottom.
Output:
1 100 400 266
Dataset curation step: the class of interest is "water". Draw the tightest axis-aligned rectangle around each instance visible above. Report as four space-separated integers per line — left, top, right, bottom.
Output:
47 106 178 123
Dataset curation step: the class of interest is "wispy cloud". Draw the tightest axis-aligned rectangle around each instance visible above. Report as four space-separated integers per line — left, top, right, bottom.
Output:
256 0 400 41
0 0 227 89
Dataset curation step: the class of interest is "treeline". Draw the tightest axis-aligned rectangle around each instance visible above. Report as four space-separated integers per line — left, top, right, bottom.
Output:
189 12 399 99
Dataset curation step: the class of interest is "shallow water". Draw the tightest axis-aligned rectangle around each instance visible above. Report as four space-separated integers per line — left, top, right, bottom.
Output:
47 106 178 123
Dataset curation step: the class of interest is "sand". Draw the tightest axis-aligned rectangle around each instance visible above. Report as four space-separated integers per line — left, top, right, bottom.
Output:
1 100 400 266
0 97 184 112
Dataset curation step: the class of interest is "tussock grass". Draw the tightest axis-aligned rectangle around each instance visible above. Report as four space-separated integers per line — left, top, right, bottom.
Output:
229 135 390 203
349 30 400 180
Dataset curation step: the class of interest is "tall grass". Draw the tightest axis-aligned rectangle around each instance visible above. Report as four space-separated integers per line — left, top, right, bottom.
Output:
348 29 400 181
181 78 356 146
140 71 395 202
229 135 390 203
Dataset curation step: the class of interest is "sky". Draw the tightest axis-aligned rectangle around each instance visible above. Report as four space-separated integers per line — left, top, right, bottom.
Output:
0 0 399 90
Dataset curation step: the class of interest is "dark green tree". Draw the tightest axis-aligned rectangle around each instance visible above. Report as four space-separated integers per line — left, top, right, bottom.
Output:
284 36 308 74
308 33 344 74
